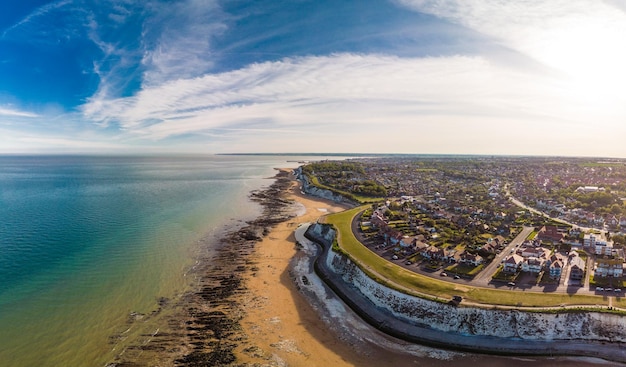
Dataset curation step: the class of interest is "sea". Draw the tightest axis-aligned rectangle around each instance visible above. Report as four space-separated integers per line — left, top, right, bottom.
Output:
0 154 617 367
0 154 316 367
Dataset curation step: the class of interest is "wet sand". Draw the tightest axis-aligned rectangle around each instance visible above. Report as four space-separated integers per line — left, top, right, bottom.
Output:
235 175 367 366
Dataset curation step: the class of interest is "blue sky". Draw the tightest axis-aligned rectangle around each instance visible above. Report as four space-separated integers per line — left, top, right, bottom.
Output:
1 0 626 156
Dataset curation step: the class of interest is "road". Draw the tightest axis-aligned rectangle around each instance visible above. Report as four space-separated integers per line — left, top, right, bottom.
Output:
295 222 626 363
473 226 534 285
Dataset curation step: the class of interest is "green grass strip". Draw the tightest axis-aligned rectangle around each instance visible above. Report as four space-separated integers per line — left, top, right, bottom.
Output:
325 207 609 308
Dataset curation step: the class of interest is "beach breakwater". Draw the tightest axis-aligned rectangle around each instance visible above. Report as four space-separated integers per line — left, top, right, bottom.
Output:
304 222 626 363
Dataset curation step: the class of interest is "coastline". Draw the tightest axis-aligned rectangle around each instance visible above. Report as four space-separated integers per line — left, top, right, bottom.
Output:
108 168 454 366
232 170 464 366
107 167 620 367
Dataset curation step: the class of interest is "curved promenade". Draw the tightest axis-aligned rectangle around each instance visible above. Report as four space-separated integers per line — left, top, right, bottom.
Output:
299 222 626 363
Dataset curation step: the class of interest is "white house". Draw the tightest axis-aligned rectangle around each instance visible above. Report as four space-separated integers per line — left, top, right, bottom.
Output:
522 257 544 273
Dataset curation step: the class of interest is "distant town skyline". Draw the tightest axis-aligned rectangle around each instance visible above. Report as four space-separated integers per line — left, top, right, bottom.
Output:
1 0 625 157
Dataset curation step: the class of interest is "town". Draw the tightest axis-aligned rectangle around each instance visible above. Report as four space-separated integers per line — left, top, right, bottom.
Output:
301 156 626 295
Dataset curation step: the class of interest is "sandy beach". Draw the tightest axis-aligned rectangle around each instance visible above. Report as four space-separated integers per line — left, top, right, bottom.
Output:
235 173 367 366
232 171 471 367
232 172 620 367
106 168 616 367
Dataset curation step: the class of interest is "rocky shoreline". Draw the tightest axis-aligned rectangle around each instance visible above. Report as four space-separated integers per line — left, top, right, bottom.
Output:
107 169 298 367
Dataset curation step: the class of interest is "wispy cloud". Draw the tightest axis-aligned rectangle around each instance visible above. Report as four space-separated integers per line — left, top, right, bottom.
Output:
6 0 626 157
0 107 39 118
1 0 73 38
80 52 626 156
140 0 226 86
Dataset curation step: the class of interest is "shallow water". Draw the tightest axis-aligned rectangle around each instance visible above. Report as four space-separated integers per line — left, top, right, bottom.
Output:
0 154 619 367
0 155 308 367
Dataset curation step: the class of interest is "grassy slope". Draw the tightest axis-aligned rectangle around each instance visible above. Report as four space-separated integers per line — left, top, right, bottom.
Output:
324 207 608 308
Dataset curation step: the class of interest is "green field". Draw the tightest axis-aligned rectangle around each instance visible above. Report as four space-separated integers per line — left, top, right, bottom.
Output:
308 176 382 203
324 207 609 309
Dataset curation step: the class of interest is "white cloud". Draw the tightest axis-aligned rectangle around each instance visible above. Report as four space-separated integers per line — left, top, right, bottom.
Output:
75 0 626 157
0 107 39 118
1 0 72 38
140 0 226 86
80 52 626 157
395 1 626 86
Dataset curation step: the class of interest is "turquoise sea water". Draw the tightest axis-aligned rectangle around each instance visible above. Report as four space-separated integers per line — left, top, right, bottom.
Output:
0 155 613 367
0 155 308 367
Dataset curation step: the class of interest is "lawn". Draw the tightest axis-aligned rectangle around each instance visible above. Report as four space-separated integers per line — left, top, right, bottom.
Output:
324 207 610 308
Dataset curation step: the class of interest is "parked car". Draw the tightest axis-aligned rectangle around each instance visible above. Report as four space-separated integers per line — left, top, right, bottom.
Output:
508 282 516 287
440 272 448 277
596 287 604 291
454 275 460 279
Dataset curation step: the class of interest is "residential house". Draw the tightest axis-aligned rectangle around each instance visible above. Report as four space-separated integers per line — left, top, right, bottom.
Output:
459 252 484 267
549 258 564 278
583 233 597 248
595 259 624 277
569 254 586 280
522 257 544 273
421 245 450 262
594 238 613 256
479 242 498 256
537 225 565 243
520 246 549 259
413 241 429 253
503 254 524 273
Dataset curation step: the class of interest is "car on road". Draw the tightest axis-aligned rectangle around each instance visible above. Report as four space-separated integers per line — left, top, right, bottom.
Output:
440 272 448 277
454 275 460 279
507 282 516 287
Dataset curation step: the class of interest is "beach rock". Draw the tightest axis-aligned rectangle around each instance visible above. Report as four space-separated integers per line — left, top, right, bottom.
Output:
108 169 299 367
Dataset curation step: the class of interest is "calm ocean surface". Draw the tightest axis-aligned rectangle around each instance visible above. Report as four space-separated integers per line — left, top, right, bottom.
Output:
0 155 311 367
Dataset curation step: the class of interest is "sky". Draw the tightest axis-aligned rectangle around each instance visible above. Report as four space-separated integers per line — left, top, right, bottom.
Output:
1 0 626 157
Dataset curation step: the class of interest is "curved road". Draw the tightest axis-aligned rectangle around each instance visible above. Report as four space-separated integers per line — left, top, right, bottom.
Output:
295 223 626 363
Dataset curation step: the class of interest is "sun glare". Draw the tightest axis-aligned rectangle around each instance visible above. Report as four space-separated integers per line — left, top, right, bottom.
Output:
533 14 626 113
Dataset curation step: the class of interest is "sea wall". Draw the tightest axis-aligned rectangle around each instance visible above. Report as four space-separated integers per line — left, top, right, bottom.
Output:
327 252 626 341
304 222 626 361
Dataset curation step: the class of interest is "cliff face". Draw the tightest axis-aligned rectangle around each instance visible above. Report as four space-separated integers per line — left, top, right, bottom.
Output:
294 167 354 204
315 225 626 342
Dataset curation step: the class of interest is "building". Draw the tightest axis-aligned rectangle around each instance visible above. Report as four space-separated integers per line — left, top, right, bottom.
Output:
520 246 549 259
459 252 484 267
595 259 624 277
503 254 523 273
549 258 564 278
569 254 586 280
537 225 565 243
583 234 597 248
522 257 544 273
